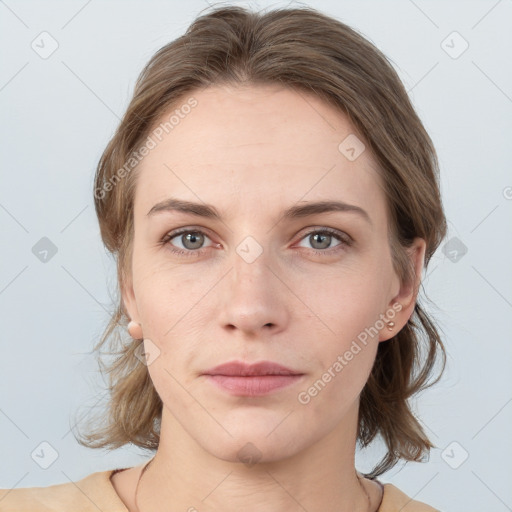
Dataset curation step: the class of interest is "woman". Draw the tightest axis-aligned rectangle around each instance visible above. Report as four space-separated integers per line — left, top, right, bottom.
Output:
0 5 447 511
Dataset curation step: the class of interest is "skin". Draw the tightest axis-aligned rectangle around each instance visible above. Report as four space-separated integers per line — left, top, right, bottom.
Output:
113 83 426 512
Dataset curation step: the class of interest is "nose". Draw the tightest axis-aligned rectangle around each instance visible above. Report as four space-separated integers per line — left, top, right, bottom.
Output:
218 250 289 337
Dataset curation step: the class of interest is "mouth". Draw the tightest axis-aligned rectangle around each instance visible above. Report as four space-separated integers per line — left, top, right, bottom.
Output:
202 360 305 397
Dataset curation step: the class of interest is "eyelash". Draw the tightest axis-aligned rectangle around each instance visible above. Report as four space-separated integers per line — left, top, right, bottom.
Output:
160 227 353 258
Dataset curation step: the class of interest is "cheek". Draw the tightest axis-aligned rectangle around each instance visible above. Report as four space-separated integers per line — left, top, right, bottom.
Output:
133 257 209 330
132 263 218 376
294 266 385 397
296 265 386 343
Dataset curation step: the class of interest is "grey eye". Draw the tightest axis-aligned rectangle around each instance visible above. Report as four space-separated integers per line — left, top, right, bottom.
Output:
170 231 212 251
298 231 342 250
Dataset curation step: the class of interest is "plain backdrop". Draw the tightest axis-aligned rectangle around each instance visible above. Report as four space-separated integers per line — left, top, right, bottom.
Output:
1 1 511 510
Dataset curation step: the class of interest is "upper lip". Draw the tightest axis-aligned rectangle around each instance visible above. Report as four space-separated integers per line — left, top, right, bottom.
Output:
203 360 303 377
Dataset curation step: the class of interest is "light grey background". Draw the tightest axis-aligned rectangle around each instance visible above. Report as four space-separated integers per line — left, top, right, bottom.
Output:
1 0 511 510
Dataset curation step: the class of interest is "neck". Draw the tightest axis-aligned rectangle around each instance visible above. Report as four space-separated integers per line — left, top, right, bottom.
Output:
135 406 374 512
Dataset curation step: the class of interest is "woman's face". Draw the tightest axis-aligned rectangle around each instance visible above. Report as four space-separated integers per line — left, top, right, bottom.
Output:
123 83 425 463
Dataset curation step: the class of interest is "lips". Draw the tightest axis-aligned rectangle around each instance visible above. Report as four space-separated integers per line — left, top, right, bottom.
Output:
203 360 302 377
202 360 305 397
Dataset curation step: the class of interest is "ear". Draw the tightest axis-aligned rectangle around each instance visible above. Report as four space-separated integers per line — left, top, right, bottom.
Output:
379 237 426 342
121 273 143 339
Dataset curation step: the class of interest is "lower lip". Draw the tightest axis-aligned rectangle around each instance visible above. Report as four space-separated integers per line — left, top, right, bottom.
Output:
205 374 304 397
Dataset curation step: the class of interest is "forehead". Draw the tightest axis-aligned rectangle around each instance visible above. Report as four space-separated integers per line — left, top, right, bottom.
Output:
133 84 387 228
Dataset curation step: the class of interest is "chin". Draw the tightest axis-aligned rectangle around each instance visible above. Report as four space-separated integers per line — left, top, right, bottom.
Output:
203 436 298 466
195 419 312 466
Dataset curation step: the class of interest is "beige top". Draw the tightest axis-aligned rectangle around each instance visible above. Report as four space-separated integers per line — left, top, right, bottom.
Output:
0 466 439 511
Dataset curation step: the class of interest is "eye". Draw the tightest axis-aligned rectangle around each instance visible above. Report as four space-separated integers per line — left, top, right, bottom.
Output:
296 228 351 254
161 229 215 257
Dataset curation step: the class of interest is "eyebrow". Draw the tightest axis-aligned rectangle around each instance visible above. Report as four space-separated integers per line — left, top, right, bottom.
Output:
147 198 372 225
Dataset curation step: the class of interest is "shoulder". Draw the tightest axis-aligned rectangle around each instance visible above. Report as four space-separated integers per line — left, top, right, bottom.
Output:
0 469 128 512
378 483 440 512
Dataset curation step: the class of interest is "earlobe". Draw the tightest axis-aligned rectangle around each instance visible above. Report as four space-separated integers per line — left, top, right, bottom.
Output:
128 320 143 340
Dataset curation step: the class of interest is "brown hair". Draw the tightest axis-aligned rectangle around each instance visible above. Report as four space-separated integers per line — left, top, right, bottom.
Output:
75 4 447 478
